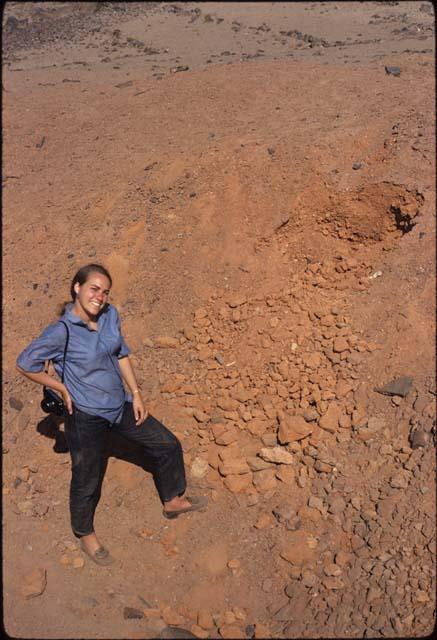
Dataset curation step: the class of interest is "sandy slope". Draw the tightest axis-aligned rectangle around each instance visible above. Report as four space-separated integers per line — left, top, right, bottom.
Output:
2 2 435 638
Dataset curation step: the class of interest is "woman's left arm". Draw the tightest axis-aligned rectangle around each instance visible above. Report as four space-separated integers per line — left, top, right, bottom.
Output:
118 356 147 425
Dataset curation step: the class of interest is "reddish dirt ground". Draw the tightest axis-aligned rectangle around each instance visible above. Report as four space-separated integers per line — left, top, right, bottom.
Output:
2 2 435 639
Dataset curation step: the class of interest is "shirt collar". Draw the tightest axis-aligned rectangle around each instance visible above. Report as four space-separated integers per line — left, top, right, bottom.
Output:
63 302 109 327
63 303 89 326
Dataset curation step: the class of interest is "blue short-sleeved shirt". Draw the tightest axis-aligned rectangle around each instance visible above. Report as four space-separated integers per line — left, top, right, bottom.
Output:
17 303 131 423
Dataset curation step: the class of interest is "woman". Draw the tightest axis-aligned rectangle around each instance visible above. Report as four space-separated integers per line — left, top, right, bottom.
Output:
17 264 207 566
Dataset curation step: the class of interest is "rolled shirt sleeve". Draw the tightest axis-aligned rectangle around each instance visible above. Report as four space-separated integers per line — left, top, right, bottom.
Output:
114 308 130 359
16 321 69 373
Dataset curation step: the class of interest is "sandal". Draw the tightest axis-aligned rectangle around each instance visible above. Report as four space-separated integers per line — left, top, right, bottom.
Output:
80 540 114 566
163 495 208 520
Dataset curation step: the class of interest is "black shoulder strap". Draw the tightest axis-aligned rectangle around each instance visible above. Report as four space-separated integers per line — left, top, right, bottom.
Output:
59 321 70 383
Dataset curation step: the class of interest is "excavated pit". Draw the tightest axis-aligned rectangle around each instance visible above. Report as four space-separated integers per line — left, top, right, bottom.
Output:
316 182 424 243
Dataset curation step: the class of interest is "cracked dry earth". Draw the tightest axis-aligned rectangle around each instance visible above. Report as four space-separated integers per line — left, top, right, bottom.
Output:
2 2 436 639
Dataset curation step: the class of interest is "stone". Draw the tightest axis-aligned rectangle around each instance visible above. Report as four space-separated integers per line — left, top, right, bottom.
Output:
191 457 209 478
215 429 238 446
254 513 273 529
246 456 273 471
367 416 386 432
21 568 47 599
252 469 278 492
190 624 209 639
319 403 341 433
223 611 236 624
219 624 246 639
162 607 187 626
278 414 313 443
322 576 345 590
308 496 325 513
246 420 268 437
314 460 332 473
17 467 30 483
334 551 351 568
193 410 209 423
275 465 295 484
333 337 349 353
72 557 85 569
338 414 351 429
123 606 144 619
218 459 250 476
217 398 239 412
261 432 277 446
335 380 353 398
160 627 198 639
155 336 179 348
254 623 271 638
224 474 252 493
9 396 24 411
226 294 247 308
385 66 401 77
279 530 318 566
389 470 410 489
272 501 296 524
374 376 413 397
324 562 342 577
197 610 214 630
301 569 317 587
410 430 428 449
259 447 294 465
328 497 346 514
303 409 319 422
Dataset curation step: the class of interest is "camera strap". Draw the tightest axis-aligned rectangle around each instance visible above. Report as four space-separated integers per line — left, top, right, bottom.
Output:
43 321 70 382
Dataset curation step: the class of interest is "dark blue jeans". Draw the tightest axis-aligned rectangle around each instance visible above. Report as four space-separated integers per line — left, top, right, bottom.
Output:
63 402 187 537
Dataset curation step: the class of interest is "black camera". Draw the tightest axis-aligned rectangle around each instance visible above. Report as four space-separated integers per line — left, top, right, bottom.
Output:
41 387 65 417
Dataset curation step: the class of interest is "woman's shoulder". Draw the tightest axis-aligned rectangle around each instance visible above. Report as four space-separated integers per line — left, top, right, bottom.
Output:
101 303 122 324
103 303 119 317
38 318 70 344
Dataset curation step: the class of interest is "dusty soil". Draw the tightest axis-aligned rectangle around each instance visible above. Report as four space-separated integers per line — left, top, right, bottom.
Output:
2 2 436 638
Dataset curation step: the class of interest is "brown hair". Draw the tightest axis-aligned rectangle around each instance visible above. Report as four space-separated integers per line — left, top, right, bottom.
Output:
58 264 113 316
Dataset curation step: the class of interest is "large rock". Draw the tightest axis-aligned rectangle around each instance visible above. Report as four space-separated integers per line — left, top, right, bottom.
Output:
154 336 179 348
218 459 250 476
259 447 294 465
252 469 278 492
279 530 319 566
374 376 413 397
190 457 209 478
278 415 313 443
223 474 252 493
318 403 342 433
21 568 47 599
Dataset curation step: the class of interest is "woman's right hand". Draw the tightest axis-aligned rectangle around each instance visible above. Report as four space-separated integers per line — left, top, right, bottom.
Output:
61 386 73 415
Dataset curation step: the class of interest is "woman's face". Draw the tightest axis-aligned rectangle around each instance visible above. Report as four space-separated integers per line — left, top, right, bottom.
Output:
73 272 111 320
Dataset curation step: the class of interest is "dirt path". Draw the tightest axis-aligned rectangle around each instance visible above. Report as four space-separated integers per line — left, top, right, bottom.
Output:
2 2 435 638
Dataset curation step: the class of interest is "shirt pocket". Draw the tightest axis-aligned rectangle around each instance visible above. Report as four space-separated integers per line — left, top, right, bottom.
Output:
98 331 123 357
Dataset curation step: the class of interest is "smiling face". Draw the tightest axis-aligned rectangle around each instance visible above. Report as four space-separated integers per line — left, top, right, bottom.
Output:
72 272 111 322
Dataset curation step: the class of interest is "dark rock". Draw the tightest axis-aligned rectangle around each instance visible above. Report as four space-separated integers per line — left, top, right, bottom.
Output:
9 397 24 411
352 162 363 170
385 66 401 77
123 606 144 619
246 624 255 639
410 429 428 449
5 16 20 32
374 376 413 397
